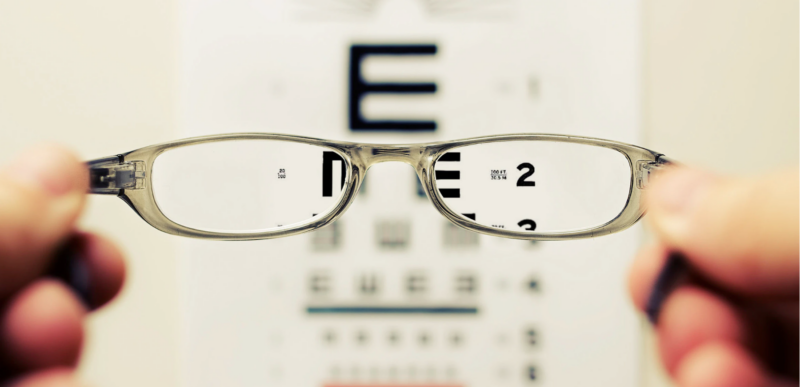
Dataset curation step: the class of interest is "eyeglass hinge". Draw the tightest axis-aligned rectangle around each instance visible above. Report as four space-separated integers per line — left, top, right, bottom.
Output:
88 157 146 194
636 156 671 189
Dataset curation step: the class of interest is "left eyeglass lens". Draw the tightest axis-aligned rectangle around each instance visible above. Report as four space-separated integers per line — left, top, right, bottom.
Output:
151 139 348 233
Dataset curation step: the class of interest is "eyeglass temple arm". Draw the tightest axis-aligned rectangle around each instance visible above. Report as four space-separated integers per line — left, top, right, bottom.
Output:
636 154 673 189
86 155 146 195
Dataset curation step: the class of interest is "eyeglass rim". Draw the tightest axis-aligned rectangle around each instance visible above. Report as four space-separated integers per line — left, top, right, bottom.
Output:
87 132 667 241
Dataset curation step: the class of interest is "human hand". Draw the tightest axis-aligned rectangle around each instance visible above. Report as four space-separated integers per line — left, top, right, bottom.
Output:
629 167 799 387
0 145 126 387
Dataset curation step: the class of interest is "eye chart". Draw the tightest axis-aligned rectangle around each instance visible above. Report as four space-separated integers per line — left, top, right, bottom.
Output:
178 1 642 386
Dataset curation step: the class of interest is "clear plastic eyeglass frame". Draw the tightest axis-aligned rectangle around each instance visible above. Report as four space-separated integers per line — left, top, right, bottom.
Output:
87 133 671 241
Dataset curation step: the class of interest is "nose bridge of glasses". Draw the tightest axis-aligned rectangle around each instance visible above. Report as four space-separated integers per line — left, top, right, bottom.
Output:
356 144 426 169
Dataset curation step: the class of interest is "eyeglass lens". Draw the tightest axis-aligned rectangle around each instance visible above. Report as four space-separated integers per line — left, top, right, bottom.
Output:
432 141 632 233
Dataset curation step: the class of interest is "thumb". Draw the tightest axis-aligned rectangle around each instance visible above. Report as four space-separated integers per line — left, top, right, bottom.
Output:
645 167 799 297
0 145 88 298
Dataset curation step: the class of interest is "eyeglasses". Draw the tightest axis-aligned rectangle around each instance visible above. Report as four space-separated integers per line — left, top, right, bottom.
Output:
87 133 671 241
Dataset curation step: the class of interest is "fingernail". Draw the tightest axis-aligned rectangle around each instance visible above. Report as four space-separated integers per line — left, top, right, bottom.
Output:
645 252 689 324
649 169 713 215
4 145 84 196
48 236 92 309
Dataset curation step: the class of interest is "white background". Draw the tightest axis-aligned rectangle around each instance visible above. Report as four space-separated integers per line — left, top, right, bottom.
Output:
0 1 795 387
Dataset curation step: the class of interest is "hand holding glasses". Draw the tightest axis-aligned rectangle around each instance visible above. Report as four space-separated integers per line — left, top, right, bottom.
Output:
86 133 671 241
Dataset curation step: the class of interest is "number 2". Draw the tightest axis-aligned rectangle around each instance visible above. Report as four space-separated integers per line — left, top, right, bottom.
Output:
516 163 535 186
518 219 537 231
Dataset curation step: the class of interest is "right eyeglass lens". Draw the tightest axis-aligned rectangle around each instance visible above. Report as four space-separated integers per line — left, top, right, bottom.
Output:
151 139 348 233
433 140 632 233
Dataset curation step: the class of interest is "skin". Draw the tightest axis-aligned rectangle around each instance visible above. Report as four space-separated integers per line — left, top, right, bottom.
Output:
0 146 795 386
0 145 125 387
629 167 799 387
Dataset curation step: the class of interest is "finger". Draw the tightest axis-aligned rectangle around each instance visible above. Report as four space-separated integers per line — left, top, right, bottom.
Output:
0 280 85 372
627 242 671 311
675 341 793 387
656 286 747 375
5 368 84 387
0 145 88 299
74 232 126 309
629 244 800 319
737 300 799 381
629 247 799 380
645 167 799 296
43 232 126 311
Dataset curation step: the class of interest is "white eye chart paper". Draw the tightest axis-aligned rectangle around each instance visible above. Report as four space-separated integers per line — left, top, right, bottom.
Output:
178 1 642 387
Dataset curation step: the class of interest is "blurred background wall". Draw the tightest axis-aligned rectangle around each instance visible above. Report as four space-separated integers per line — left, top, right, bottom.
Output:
644 0 798 173
0 1 796 386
